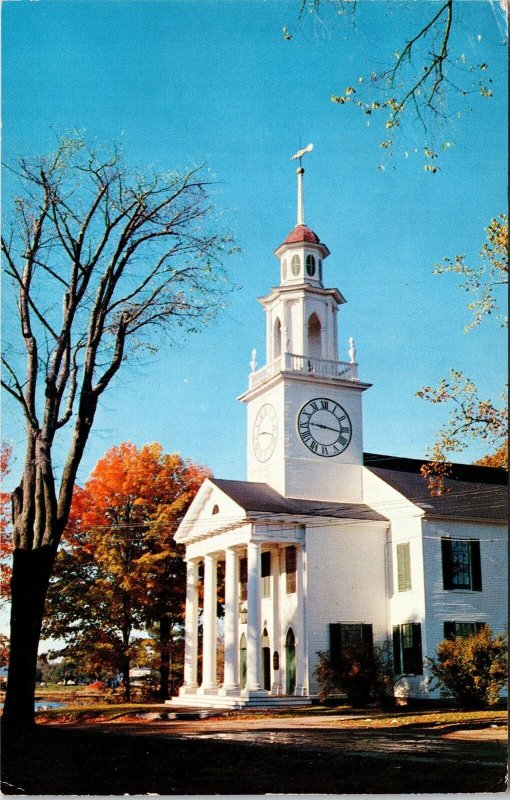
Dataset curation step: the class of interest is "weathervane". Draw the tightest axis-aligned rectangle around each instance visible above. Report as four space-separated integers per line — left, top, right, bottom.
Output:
290 143 313 226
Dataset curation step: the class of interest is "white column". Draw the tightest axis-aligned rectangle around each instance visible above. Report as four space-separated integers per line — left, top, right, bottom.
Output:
271 547 282 694
295 542 308 696
182 559 199 690
246 540 262 691
201 553 217 691
223 547 240 693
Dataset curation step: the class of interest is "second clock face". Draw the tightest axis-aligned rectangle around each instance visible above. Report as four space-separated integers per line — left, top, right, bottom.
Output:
298 397 352 457
253 403 278 462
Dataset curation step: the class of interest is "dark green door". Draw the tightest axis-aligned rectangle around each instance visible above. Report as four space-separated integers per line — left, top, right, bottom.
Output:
240 634 247 689
286 628 296 694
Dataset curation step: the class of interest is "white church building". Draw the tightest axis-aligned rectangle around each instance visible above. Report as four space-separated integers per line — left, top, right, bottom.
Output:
172 156 508 708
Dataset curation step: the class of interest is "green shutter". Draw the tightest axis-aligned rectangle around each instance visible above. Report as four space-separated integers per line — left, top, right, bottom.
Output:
441 539 454 590
444 621 456 640
397 542 412 592
392 626 402 675
470 540 482 591
329 624 342 670
411 623 423 675
361 624 373 653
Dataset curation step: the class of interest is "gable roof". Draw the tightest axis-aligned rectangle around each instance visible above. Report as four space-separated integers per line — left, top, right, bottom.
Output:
364 453 508 522
210 478 387 522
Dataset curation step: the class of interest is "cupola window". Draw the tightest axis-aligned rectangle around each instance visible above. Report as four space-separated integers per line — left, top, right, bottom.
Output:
291 254 301 277
318 259 323 282
306 254 316 277
212 504 219 515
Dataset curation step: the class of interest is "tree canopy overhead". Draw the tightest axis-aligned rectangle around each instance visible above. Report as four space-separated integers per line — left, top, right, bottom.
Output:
1 134 235 726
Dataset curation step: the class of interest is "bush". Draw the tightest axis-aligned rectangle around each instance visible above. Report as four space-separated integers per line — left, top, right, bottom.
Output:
428 625 507 708
315 642 394 707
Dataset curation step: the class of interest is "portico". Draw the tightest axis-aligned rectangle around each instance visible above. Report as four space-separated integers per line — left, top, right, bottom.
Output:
176 508 309 708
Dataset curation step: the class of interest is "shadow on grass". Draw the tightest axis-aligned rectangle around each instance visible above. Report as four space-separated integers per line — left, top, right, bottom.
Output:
1 721 507 795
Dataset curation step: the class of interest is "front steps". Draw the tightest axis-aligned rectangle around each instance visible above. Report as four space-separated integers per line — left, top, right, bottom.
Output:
167 693 312 710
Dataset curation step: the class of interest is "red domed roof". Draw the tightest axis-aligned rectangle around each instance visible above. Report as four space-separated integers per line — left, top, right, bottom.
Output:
283 224 320 245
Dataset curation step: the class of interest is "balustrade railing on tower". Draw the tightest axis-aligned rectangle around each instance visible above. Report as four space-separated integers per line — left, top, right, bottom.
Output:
249 352 358 389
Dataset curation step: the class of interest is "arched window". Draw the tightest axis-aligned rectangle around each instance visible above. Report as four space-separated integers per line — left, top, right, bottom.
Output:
281 258 287 282
239 633 247 690
212 504 219 515
273 317 282 360
285 628 296 695
318 259 323 282
308 313 322 360
291 254 301 277
306 254 316 277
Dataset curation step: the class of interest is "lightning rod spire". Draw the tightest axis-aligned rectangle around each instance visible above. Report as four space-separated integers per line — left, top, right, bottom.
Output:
290 143 313 226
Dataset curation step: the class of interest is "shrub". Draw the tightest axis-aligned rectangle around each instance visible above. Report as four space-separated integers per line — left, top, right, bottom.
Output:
428 625 507 708
315 642 394 707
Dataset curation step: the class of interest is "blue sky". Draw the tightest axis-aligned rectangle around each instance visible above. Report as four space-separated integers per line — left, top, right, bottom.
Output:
2 0 508 488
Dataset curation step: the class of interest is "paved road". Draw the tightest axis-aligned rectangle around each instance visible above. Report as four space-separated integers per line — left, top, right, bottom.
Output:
2 714 507 795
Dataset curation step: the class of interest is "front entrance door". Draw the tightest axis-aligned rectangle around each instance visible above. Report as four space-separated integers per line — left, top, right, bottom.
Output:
286 628 296 694
240 633 247 689
262 628 271 690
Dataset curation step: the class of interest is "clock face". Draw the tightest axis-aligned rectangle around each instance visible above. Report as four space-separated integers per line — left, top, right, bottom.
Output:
298 397 352 458
253 403 278 462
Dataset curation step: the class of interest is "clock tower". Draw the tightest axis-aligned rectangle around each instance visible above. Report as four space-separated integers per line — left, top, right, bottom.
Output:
238 150 371 503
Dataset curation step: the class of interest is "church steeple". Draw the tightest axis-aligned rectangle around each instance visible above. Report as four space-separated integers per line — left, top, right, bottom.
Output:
239 148 370 503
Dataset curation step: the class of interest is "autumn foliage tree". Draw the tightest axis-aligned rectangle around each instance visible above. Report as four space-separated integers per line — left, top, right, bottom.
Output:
43 442 209 700
1 134 234 726
418 216 508 491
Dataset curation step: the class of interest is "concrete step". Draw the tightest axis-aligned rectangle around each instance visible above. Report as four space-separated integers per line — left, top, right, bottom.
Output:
167 694 312 710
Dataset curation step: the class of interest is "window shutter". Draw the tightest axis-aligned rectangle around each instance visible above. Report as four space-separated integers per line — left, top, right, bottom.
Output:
411 623 423 675
392 626 401 675
397 544 405 592
470 540 482 591
361 624 373 653
397 543 412 592
329 623 342 670
444 621 456 640
441 539 454 590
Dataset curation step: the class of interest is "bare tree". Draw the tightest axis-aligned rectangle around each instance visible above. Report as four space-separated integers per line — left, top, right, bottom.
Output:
1 135 235 726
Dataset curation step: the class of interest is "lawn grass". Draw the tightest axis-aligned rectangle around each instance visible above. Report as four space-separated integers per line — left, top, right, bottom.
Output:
35 701 508 731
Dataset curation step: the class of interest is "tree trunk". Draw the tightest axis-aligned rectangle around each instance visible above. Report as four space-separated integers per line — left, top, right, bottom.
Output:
3 546 56 727
159 615 171 701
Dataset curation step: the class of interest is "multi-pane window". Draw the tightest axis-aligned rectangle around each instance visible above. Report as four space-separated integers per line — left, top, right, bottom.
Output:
444 621 484 640
392 622 423 675
396 542 412 592
441 539 482 591
329 623 373 669
261 551 271 598
285 545 297 594
239 557 247 602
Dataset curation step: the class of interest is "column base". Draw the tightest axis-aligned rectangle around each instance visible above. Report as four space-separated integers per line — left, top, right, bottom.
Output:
220 685 241 696
241 689 269 699
179 685 198 696
198 685 219 696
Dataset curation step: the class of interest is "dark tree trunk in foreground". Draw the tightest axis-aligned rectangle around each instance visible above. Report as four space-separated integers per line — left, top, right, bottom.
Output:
3 549 56 726
1 135 233 726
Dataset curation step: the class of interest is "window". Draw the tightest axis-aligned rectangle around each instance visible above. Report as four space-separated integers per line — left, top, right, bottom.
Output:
239 557 247 602
444 621 485 640
306 254 316 276
329 623 373 669
318 259 323 282
441 539 482 591
291 254 301 277
212 504 219 515
261 551 271 598
392 623 423 675
396 542 412 592
285 545 296 593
